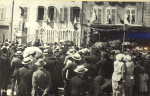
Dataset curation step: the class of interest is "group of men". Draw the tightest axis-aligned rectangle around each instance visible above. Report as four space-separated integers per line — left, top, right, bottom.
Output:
0 40 150 96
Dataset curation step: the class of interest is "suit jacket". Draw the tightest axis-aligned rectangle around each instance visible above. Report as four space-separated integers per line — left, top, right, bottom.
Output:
16 66 33 94
32 67 52 96
89 55 101 65
70 75 86 96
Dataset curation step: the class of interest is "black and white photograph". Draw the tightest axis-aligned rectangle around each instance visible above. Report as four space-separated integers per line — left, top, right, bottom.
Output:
0 1 150 96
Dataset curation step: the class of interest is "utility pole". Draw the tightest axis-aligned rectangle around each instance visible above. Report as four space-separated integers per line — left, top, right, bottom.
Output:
10 0 14 41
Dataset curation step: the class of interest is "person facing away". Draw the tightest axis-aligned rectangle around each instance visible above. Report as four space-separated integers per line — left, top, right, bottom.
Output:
32 58 52 96
69 65 88 96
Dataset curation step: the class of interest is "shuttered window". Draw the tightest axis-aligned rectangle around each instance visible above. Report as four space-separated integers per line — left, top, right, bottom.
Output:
106 8 117 24
0 6 5 21
60 7 68 22
126 8 136 24
23 7 28 21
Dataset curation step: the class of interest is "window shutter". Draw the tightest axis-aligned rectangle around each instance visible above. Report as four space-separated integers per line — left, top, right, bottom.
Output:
111 9 116 23
60 8 63 21
70 7 73 21
0 6 5 20
24 7 28 21
64 7 68 22
98 8 101 23
36 7 38 21
54 7 56 22
107 9 110 23
44 7 48 22
36 29 39 40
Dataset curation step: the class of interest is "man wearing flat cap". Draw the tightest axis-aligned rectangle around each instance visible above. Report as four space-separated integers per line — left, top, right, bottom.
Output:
14 57 33 96
32 58 52 96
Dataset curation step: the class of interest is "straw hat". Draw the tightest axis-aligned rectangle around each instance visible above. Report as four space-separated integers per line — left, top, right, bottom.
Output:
74 65 88 73
35 58 46 66
22 57 32 65
43 49 48 55
124 55 132 61
72 53 81 61
15 51 22 55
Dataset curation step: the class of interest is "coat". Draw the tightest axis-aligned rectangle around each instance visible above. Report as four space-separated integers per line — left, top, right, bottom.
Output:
89 55 101 65
70 75 86 96
16 66 33 95
32 67 52 96
43 57 59 95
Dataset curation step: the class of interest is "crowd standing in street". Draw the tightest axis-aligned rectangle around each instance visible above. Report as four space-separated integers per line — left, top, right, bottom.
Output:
0 39 150 96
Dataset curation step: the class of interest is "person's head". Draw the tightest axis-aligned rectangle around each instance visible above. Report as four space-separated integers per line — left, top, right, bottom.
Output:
116 54 125 61
74 65 88 77
15 51 23 59
72 53 81 63
22 57 32 68
35 58 46 68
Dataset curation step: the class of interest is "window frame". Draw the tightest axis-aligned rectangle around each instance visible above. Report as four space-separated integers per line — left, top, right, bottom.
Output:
125 7 136 25
0 6 5 21
93 6 103 24
37 6 44 21
105 7 117 24
71 7 80 22
48 6 55 21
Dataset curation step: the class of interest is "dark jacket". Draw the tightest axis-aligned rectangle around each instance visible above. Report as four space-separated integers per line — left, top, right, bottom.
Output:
70 75 86 96
16 66 33 95
89 55 101 65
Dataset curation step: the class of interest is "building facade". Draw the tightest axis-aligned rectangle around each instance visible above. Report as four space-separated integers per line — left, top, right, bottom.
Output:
11 1 82 46
0 1 13 43
82 2 150 46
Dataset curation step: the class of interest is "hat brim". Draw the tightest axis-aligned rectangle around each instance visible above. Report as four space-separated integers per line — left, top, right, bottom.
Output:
35 62 46 66
74 68 88 73
72 56 81 61
22 59 32 65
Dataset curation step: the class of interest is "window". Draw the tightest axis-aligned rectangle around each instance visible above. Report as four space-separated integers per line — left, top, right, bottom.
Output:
38 6 44 20
92 7 102 23
60 7 68 22
125 8 136 24
106 8 116 24
23 7 28 21
48 6 54 20
71 7 80 22
0 6 5 21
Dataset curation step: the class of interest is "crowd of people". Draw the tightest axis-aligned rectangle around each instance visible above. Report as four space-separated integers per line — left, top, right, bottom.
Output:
0 39 150 96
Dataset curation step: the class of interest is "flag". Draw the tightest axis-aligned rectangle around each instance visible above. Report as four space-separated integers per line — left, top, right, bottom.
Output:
108 13 111 24
74 17 77 24
19 6 24 16
91 10 97 23
124 13 130 25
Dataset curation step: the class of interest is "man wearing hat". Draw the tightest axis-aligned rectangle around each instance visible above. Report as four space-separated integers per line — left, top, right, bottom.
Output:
32 58 52 96
62 53 82 96
43 50 59 96
143 53 150 96
10 51 23 96
0 46 11 96
14 57 33 96
69 65 88 96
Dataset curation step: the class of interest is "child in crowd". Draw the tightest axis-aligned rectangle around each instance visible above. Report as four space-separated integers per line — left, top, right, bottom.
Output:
139 68 149 96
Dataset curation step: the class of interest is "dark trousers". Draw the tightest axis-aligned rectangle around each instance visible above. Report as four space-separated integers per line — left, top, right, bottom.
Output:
64 79 71 96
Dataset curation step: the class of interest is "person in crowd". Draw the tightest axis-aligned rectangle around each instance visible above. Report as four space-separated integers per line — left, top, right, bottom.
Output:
89 48 101 66
10 51 23 96
69 65 88 96
14 57 33 96
62 53 82 96
112 54 125 96
32 58 52 96
124 55 135 96
43 49 59 96
89 51 113 96
0 47 11 96
133 52 144 96
139 68 149 96
143 53 150 96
